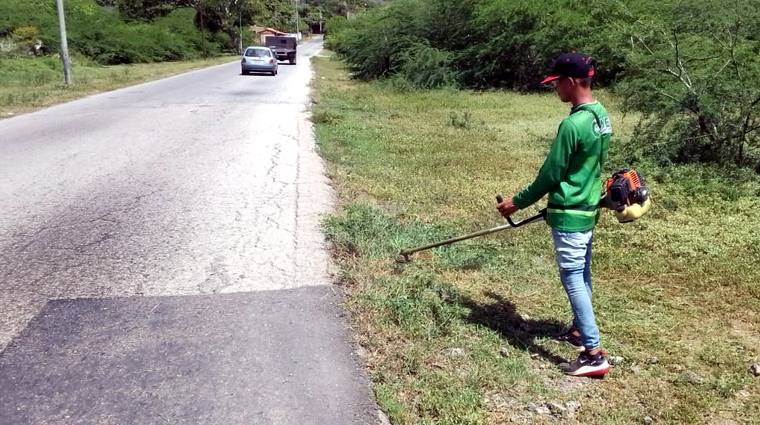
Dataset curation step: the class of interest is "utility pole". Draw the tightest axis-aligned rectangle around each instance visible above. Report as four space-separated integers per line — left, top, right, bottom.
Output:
293 0 299 35
319 8 322 34
55 0 72 85
234 0 243 54
198 0 207 58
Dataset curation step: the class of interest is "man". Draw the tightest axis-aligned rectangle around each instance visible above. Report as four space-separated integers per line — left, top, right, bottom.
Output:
497 52 612 377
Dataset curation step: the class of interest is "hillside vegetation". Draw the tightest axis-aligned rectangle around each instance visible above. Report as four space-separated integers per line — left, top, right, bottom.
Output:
0 0 382 64
1 0 221 63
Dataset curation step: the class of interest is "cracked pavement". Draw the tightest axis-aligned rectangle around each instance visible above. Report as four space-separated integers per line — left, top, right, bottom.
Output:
0 38 377 424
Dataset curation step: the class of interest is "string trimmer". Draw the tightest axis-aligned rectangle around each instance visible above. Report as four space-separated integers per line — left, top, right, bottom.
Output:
397 195 545 263
397 169 651 263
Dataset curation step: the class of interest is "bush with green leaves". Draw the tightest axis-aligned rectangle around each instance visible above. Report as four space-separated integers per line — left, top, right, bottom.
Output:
0 0 56 42
328 0 628 89
69 10 202 64
398 43 458 89
463 0 631 89
327 0 428 80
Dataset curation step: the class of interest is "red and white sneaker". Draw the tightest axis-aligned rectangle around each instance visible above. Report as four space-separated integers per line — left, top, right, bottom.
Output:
562 349 610 377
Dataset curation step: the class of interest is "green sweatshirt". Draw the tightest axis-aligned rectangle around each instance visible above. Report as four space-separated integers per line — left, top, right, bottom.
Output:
512 101 612 232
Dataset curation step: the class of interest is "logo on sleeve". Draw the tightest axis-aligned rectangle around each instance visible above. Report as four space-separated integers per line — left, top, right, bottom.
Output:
594 116 612 135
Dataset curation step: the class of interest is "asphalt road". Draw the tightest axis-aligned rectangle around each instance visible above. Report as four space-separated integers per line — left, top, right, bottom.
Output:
0 38 378 424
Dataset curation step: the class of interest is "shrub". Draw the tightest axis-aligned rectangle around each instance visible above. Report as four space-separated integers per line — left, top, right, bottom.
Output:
328 0 628 90
12 25 39 41
328 0 427 80
399 43 458 89
463 0 629 90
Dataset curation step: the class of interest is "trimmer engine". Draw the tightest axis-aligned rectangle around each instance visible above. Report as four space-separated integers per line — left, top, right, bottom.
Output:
605 169 648 211
601 169 652 223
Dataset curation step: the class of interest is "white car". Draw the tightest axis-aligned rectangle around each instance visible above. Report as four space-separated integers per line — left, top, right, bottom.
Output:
241 46 278 76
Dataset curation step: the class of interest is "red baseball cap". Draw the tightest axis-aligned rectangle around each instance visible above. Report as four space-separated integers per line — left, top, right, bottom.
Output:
541 52 596 85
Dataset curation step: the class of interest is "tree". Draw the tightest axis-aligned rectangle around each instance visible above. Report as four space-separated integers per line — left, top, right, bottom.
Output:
619 0 760 168
249 0 300 31
115 0 195 20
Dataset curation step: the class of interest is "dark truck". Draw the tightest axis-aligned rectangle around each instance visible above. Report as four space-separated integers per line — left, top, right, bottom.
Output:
265 36 297 65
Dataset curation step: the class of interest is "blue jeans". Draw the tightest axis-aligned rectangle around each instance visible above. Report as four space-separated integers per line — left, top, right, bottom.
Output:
552 229 600 349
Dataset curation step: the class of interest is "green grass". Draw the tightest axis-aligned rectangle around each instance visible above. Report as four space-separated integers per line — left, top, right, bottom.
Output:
312 53 760 424
0 54 237 118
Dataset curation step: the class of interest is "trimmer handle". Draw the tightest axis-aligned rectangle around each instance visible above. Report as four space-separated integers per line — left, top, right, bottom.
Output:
496 194 546 227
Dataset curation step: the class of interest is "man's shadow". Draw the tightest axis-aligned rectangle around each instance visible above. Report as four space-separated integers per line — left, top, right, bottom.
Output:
457 290 570 365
